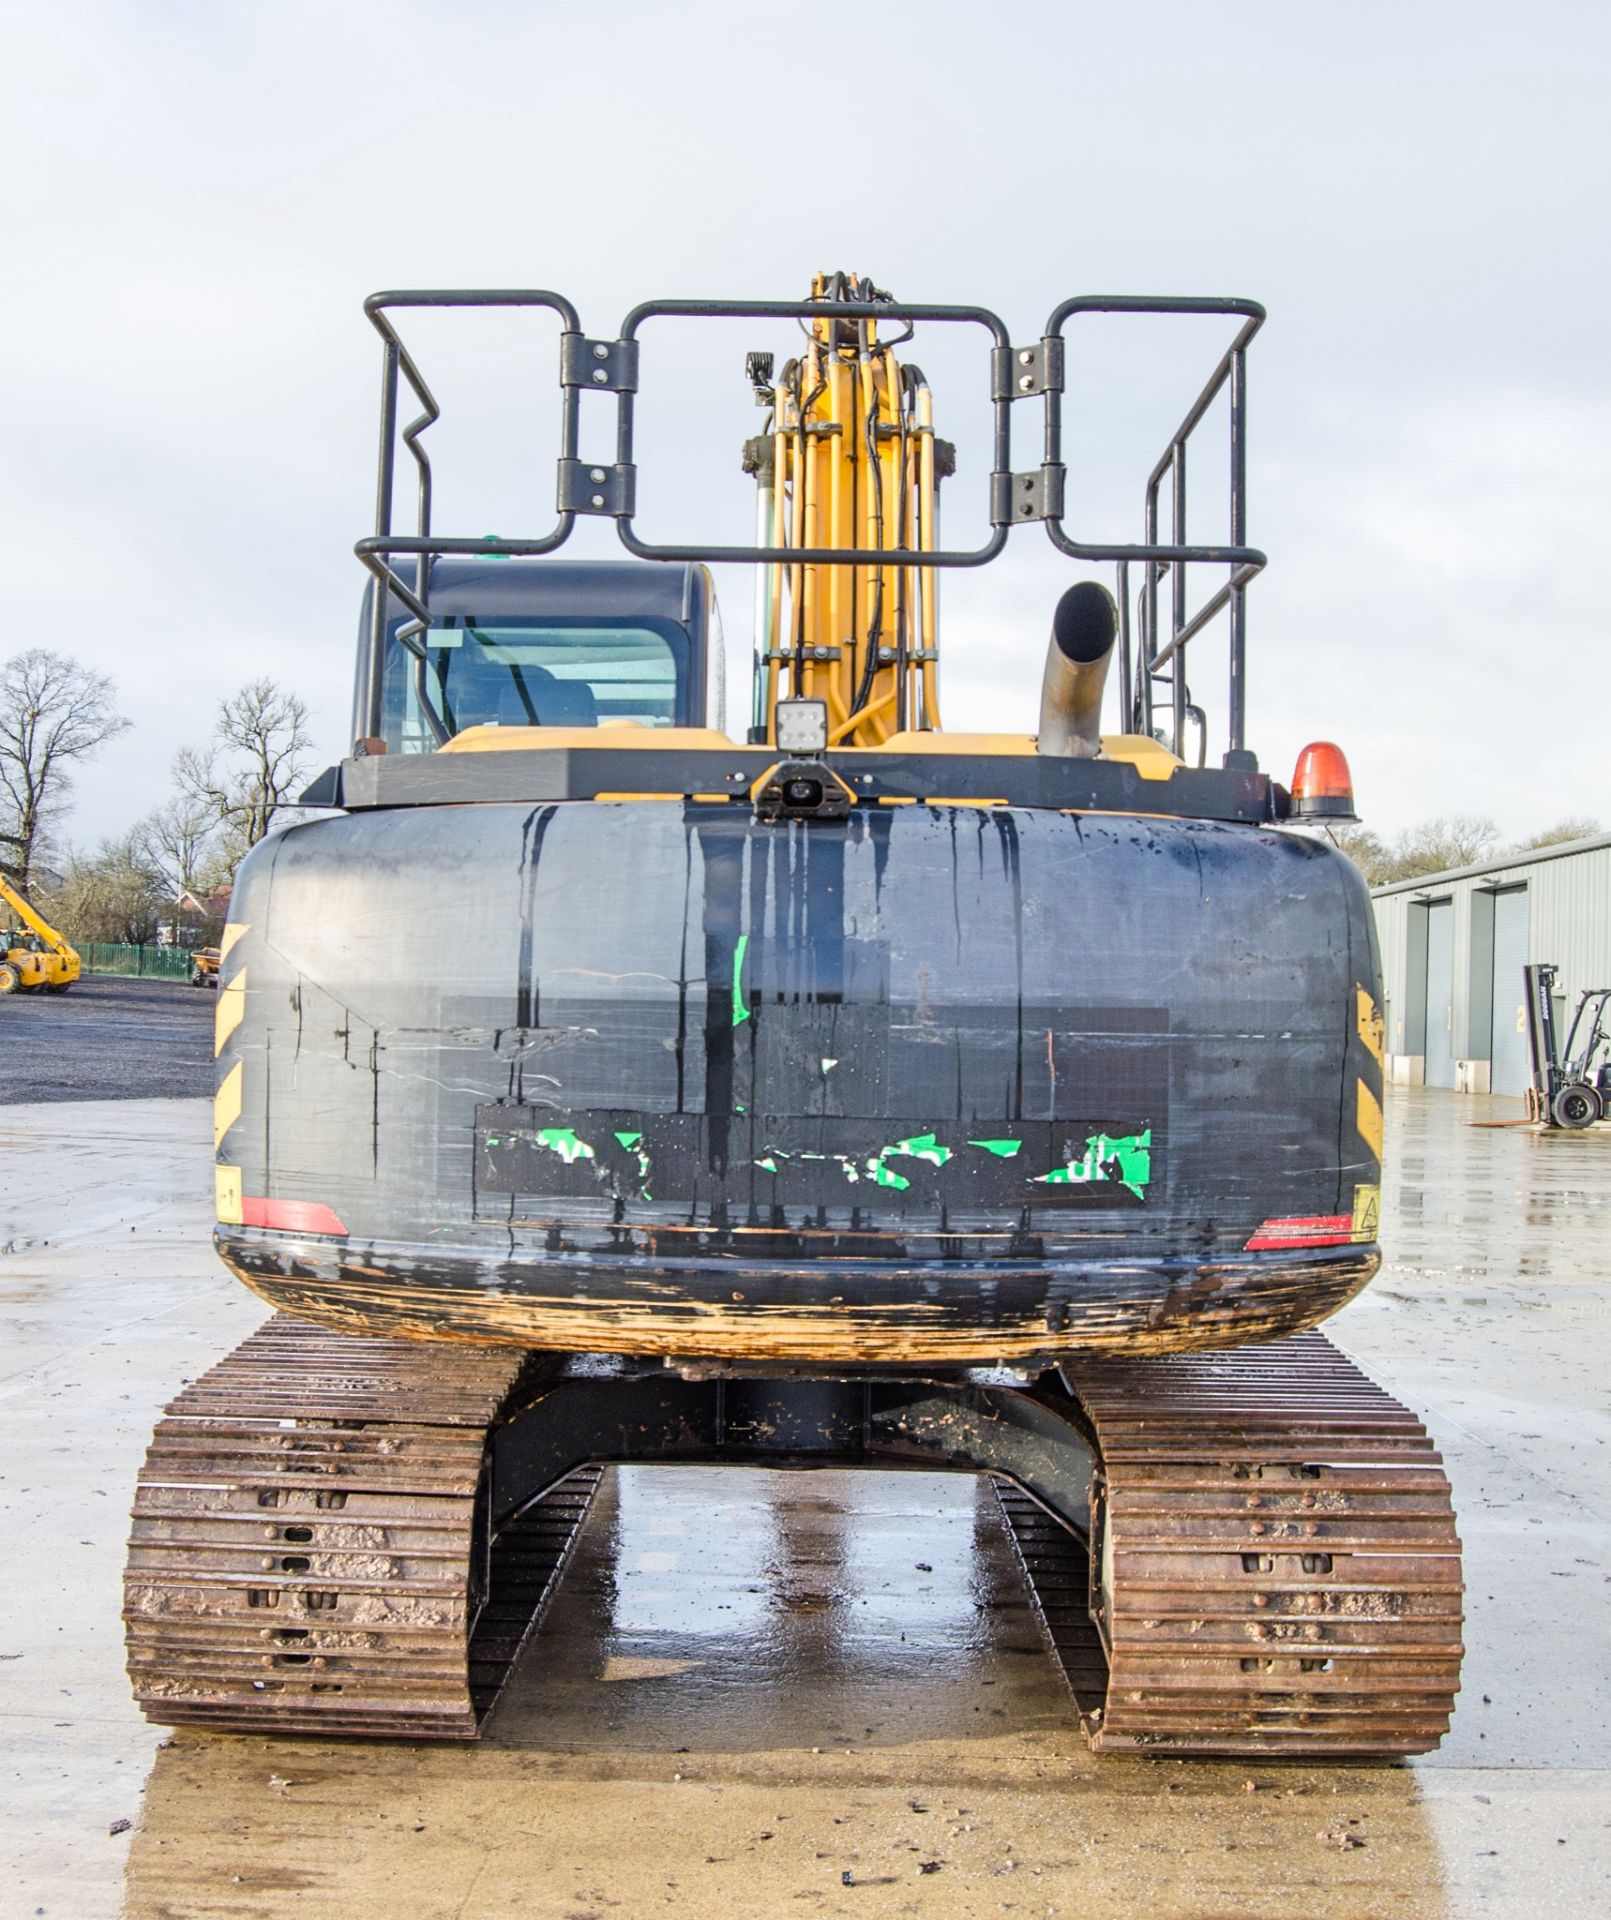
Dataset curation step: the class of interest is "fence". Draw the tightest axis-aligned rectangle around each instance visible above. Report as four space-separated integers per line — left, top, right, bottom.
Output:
77 943 195 981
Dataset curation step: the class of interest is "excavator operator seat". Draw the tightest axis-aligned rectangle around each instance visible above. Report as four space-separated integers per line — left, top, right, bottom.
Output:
490 667 598 729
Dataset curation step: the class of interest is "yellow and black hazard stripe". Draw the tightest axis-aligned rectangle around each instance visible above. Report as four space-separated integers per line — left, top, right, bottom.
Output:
1351 983 1384 1241
212 921 248 1226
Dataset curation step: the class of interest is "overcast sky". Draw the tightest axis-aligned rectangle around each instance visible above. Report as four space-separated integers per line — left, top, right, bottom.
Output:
2 0 1607 853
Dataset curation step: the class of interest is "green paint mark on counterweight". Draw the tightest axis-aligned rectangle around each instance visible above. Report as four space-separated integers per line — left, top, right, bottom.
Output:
535 1128 595 1165
1033 1128 1152 1198
969 1138 1021 1158
856 1131 952 1190
731 933 750 1027
613 1130 652 1193
888 1132 951 1167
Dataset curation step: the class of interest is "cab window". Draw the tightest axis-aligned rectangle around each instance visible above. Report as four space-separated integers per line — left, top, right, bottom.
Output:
382 619 687 752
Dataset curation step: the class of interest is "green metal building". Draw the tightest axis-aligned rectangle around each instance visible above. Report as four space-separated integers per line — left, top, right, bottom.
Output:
1371 834 1611 1098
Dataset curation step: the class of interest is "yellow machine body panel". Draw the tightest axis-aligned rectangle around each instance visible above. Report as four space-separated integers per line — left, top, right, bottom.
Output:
436 725 1181 778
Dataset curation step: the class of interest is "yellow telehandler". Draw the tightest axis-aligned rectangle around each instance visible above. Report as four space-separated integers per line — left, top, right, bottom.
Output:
0 874 80 994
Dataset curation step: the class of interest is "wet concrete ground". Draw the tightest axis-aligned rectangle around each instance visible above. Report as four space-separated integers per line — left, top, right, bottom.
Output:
0 1090 1607 1918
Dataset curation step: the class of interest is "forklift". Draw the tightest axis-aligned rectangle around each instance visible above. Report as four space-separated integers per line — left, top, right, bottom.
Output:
1524 961 1611 1127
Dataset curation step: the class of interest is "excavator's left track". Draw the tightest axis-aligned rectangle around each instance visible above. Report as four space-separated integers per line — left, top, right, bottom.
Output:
125 1316 599 1739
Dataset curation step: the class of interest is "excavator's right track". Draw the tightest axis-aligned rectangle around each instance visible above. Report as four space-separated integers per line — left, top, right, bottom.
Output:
998 1331 1464 1758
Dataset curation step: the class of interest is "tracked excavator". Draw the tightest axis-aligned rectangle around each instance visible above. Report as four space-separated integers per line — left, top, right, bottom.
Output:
125 276 1463 1757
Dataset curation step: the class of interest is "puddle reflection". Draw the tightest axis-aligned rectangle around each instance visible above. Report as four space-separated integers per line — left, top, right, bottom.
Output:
1382 1087 1611 1295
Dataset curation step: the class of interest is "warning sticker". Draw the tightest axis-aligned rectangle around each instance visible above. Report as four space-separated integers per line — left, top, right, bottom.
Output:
1351 1183 1380 1242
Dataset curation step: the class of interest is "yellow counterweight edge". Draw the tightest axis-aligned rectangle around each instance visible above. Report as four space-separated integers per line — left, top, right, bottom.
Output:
214 1059 243 1152
1357 985 1386 1065
1357 1080 1384 1162
215 970 246 1055
215 1163 243 1227
1354 986 1386 1225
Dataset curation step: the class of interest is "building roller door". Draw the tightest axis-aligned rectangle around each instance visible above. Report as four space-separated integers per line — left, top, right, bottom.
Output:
1489 887 1530 1095
1424 901 1455 1088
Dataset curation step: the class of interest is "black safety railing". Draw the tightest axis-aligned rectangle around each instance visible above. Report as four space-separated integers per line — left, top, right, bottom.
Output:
354 288 1266 763
1041 297 1265 761
356 290 584 748
613 297 1012 567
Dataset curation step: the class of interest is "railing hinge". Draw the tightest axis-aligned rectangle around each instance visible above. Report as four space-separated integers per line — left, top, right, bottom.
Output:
557 459 636 516
560 334 640 393
990 464 1065 526
992 337 1063 401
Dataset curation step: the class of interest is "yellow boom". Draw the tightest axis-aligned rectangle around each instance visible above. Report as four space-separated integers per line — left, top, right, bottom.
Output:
756 272 943 747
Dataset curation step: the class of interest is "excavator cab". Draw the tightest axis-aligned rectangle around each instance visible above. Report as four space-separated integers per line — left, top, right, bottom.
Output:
361 557 722 751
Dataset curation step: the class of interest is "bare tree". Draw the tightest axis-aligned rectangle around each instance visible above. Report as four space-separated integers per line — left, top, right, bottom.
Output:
1325 824 1393 886
1512 816 1602 852
50 834 167 946
0 649 131 890
1321 814 1504 888
138 794 222 897
1375 814 1501 884
175 679 312 858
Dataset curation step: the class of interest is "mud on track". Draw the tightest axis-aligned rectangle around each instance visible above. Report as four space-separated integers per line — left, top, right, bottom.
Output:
0 974 214 1104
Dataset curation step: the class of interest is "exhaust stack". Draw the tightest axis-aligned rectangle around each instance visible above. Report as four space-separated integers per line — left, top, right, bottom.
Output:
1037 581 1118 759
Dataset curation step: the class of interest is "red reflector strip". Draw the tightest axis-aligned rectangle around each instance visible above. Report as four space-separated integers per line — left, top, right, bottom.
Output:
240 1196 348 1236
1245 1214 1352 1251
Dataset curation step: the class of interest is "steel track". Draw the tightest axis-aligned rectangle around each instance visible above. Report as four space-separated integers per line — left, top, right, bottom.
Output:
997 1330 1463 1757
128 1319 1461 1758
125 1317 598 1738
